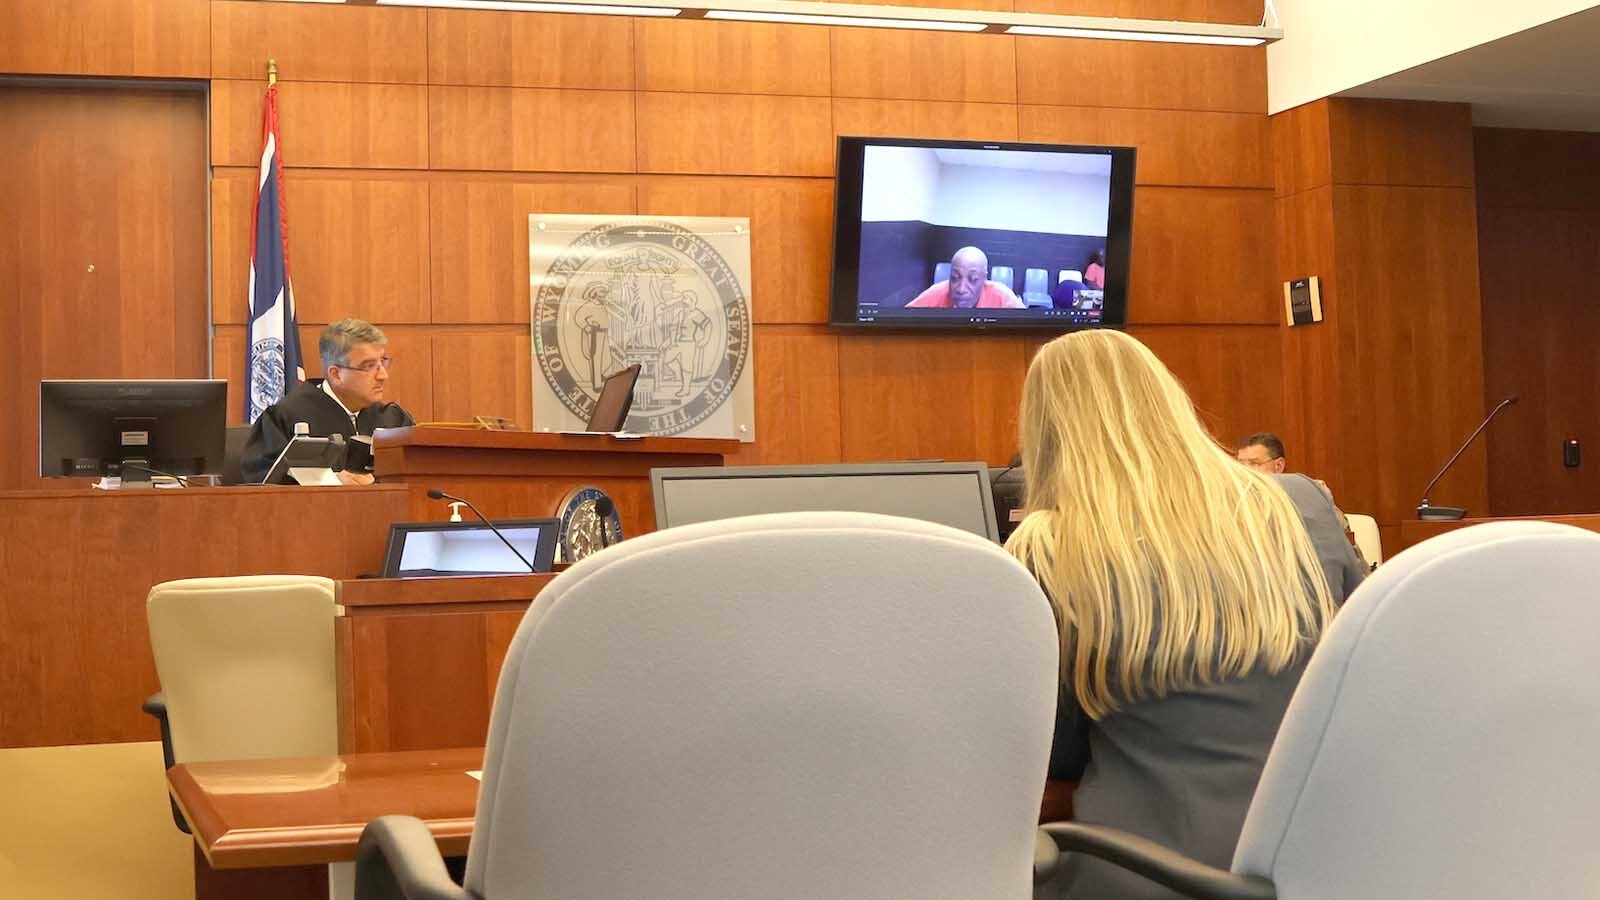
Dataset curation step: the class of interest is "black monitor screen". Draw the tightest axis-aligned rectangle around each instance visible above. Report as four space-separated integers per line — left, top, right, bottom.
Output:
40 379 227 478
651 462 1000 542
382 519 561 577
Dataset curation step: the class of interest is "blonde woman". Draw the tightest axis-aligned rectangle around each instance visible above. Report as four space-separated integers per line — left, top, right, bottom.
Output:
1009 331 1365 900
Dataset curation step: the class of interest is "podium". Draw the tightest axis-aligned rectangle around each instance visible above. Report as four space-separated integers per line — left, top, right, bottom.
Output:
372 427 741 538
336 573 554 753
1398 514 1600 553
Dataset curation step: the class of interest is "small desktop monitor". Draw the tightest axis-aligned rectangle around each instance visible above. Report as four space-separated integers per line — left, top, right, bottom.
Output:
382 519 561 578
587 364 642 432
651 462 999 542
40 379 227 482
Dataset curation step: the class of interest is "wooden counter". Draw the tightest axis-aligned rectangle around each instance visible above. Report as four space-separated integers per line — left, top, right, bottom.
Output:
372 426 739 538
0 485 409 748
1397 514 1600 553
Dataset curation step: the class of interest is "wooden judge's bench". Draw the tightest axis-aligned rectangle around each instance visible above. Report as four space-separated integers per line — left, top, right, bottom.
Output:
0 428 738 752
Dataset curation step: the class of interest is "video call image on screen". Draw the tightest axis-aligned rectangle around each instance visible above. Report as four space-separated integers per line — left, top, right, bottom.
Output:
853 145 1112 325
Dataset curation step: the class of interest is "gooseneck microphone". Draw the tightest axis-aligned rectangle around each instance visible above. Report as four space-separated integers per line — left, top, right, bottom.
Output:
1416 395 1518 521
593 496 616 550
426 488 537 573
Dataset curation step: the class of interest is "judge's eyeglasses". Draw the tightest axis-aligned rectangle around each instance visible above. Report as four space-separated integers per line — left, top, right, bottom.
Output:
337 356 393 375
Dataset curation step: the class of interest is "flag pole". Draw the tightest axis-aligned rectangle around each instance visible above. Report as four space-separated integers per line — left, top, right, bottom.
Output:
268 58 277 87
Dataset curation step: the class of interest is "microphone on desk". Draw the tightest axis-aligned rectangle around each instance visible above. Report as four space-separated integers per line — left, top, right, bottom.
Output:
1416 395 1518 521
593 496 616 550
425 488 537 573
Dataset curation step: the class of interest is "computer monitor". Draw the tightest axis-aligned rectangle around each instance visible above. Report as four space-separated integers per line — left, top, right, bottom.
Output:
40 379 227 483
587 364 641 432
650 462 1000 542
382 519 561 577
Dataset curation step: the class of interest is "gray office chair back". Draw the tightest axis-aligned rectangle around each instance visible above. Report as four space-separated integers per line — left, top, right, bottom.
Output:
1233 521 1600 898
465 511 1060 900
220 423 251 485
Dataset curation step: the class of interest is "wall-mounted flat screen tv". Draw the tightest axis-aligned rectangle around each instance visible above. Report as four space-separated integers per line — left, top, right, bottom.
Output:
829 136 1136 331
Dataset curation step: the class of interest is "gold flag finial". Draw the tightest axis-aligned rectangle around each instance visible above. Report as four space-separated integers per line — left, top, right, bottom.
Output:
268 58 278 87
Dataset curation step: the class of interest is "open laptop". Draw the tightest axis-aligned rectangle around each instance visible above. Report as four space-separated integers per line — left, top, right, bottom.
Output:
584 364 642 433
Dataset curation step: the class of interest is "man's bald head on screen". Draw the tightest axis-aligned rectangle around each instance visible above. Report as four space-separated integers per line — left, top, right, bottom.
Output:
948 246 989 309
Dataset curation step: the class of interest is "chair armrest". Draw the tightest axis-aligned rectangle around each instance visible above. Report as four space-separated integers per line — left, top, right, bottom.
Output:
142 691 191 834
1040 822 1276 900
1034 828 1062 884
355 815 471 900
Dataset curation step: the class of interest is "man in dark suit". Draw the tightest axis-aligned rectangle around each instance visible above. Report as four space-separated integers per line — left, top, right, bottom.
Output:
240 317 415 484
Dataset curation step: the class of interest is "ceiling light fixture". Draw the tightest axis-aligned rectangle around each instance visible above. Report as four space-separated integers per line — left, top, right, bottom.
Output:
377 0 683 16
324 0 1281 45
704 9 983 31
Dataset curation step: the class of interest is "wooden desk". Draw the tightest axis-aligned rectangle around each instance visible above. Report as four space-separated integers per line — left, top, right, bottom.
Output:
169 747 482 870
372 427 739 538
0 485 410 749
1397 514 1600 553
337 575 554 753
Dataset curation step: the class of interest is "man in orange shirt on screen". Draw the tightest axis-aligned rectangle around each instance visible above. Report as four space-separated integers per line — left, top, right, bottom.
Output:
905 246 1025 310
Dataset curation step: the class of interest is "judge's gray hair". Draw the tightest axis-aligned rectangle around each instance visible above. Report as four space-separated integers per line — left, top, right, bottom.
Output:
320 318 388 370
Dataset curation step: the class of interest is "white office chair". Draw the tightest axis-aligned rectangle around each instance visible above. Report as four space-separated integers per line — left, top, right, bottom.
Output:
991 264 1015 293
146 576 339 767
1344 513 1382 569
356 511 1060 900
1022 267 1053 308
1039 521 1600 899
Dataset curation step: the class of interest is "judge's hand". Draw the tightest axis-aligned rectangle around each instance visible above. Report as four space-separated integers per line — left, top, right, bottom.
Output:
337 471 375 486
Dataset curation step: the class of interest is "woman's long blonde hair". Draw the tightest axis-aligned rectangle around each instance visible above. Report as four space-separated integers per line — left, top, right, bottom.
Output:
1005 330 1336 718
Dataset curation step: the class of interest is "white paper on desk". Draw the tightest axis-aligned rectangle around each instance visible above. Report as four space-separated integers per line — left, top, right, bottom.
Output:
552 430 644 439
467 770 483 781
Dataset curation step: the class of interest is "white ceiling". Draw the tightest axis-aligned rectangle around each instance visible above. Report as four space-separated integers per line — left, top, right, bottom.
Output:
1340 5 1600 131
931 148 1112 176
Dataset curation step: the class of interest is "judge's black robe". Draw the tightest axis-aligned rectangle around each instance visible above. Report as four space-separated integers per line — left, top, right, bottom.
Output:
240 380 415 484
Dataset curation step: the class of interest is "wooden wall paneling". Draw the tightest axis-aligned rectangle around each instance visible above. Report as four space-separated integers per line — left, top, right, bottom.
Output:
210 80 430 170
727 327 844 466
212 327 247 422
1127 187 1276 324
212 169 432 326
832 98 1020 142
430 331 534 428
1476 126 1600 517
0 0 209 78
837 335 1026 464
1127 325 1286 447
1016 40 1265 113
1333 184 1488 525
1020 106 1270 189
210 0 428 84
0 87 208 489
1273 184 1339 492
427 86 637 173
636 93 833 176
1328 99 1475 188
0 487 408 748
829 30 1016 104
636 176 835 324
1271 99 1332 198
429 176 639 325
1474 128 1600 211
427 9 635 90
211 169 255 327
1479 207 1600 515
635 20 831 96
1013 0 1263 21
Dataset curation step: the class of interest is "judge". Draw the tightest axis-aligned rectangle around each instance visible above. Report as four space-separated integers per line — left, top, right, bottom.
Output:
240 317 415 484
